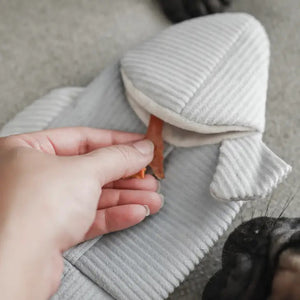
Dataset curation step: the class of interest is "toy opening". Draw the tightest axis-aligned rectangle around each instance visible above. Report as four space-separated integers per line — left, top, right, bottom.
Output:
122 69 255 147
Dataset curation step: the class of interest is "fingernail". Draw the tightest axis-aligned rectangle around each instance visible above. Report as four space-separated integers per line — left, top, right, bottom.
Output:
133 139 154 155
156 181 161 193
159 193 165 208
144 205 150 216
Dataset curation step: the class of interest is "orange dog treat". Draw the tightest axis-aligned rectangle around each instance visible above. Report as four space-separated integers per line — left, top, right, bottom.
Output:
127 167 146 179
146 115 165 179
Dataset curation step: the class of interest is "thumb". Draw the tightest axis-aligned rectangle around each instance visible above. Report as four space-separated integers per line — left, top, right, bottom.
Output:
85 139 154 185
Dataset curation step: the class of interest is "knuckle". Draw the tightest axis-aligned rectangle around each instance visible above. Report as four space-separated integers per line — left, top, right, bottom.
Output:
112 145 134 162
103 210 111 233
94 217 103 232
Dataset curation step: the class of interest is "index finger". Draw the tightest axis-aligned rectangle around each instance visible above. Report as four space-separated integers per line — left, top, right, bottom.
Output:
2 127 144 156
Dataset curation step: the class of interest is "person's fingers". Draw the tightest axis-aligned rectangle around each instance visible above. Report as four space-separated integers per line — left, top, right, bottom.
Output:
85 139 154 185
1 127 144 155
98 189 163 213
103 174 159 192
84 204 149 240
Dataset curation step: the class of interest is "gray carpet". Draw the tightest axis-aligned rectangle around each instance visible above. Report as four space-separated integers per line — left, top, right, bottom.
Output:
0 0 299 299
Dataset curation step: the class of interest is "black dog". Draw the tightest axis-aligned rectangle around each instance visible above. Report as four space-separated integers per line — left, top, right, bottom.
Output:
203 217 300 300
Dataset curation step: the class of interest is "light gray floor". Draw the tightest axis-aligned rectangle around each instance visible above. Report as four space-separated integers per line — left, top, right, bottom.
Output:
0 0 299 299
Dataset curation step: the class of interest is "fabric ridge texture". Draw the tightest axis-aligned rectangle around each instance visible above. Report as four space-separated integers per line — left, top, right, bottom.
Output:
0 13 292 300
120 13 291 201
0 64 242 300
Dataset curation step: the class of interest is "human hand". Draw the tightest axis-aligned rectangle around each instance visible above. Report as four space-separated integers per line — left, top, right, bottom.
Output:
0 127 163 299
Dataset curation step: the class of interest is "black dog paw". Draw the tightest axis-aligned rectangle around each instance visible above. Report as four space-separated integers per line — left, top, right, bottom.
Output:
159 0 232 23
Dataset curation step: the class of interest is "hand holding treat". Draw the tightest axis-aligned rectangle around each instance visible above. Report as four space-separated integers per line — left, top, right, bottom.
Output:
0 127 163 299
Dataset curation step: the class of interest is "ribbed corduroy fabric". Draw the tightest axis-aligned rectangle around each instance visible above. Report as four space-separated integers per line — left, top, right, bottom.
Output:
51 260 113 300
211 134 291 201
121 13 291 201
0 87 83 137
0 13 291 300
121 13 268 133
0 64 242 299
71 145 241 300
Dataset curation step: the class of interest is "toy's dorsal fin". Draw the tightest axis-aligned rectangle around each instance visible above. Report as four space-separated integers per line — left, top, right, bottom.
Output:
210 134 291 201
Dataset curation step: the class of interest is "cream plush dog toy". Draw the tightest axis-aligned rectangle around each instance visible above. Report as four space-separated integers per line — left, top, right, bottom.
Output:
1 13 291 300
